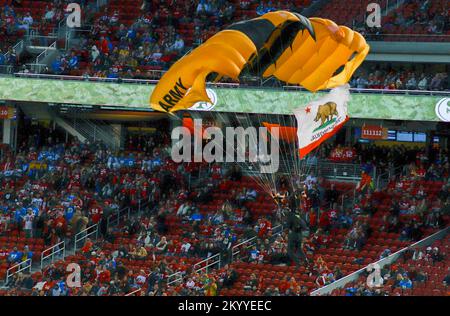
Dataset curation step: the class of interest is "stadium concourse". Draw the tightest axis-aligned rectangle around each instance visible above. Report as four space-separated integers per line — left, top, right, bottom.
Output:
0 124 448 296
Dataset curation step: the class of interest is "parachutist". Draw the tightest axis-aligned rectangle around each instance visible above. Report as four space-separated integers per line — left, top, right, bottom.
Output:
271 190 289 207
286 206 309 267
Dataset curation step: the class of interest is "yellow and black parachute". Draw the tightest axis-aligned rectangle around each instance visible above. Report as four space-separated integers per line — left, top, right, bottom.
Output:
150 11 369 113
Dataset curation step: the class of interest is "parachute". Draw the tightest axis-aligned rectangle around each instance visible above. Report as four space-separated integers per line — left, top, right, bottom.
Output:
150 10 370 113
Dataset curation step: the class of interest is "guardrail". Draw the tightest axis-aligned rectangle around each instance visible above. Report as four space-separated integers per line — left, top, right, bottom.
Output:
339 187 357 210
106 207 131 228
106 199 150 230
193 253 222 273
27 35 58 48
231 224 283 262
310 226 449 296
9 72 450 96
167 271 184 286
0 65 13 74
317 162 367 181
124 288 142 296
74 224 99 253
40 240 65 270
25 63 48 73
6 259 32 283
364 33 450 42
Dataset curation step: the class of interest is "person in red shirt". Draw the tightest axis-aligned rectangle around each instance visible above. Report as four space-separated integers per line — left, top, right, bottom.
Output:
81 238 94 256
257 218 272 238
97 266 111 284
318 208 331 232
89 204 103 224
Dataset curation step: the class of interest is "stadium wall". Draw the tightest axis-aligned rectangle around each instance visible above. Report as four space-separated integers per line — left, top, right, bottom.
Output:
0 77 448 122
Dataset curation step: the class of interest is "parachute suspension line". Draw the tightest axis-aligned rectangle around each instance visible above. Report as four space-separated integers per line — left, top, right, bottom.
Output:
240 111 277 196
259 111 278 194
212 110 273 196
276 112 298 192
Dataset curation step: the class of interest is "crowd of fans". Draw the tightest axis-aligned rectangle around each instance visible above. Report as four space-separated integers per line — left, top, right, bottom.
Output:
329 237 448 296
350 66 449 91
1 0 448 92
0 0 100 70
361 0 449 41
0 122 448 296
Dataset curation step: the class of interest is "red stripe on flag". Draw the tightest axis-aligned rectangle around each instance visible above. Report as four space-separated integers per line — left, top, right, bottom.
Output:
299 116 349 159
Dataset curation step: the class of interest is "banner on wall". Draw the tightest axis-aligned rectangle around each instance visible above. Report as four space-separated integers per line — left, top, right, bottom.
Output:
329 147 356 162
361 125 388 140
0 77 445 122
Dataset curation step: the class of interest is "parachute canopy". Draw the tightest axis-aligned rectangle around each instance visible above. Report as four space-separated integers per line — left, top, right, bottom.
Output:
150 10 369 113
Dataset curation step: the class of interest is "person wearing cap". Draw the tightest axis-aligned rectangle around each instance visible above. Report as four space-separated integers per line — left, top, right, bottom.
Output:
431 247 444 262
8 247 23 264
399 273 413 289
21 245 33 262
22 209 35 238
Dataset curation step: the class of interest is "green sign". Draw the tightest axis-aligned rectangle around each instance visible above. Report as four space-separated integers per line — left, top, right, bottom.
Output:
0 77 445 122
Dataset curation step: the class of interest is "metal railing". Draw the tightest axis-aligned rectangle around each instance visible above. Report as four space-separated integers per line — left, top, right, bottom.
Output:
193 253 222 273
0 65 13 74
106 207 131 229
40 240 66 270
73 224 99 253
167 271 185 286
340 187 357 210
24 63 48 74
106 199 150 230
165 253 223 288
8 72 450 96
365 33 450 42
27 35 58 48
5 259 32 283
231 224 283 262
375 165 403 190
124 288 142 296
318 162 367 182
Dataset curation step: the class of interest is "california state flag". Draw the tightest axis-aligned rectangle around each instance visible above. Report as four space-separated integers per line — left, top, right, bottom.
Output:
294 84 350 158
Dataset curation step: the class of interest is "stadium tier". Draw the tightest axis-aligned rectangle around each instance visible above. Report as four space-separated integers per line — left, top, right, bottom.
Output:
0 0 448 303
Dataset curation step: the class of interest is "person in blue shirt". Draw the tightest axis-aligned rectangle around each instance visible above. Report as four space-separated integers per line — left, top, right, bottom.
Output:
68 52 78 69
339 212 353 228
190 209 203 221
14 206 27 224
345 286 357 296
0 51 5 65
107 69 119 79
31 206 39 217
249 246 260 262
8 247 23 264
21 246 33 261
126 28 136 40
65 206 75 222
256 2 266 16
399 274 413 289
51 59 62 74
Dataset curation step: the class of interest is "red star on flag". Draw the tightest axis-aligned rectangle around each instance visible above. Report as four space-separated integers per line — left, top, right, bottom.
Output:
305 107 311 114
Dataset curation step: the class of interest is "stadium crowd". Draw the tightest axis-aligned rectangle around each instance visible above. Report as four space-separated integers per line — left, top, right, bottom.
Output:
1 0 448 92
0 122 448 296
350 67 449 91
